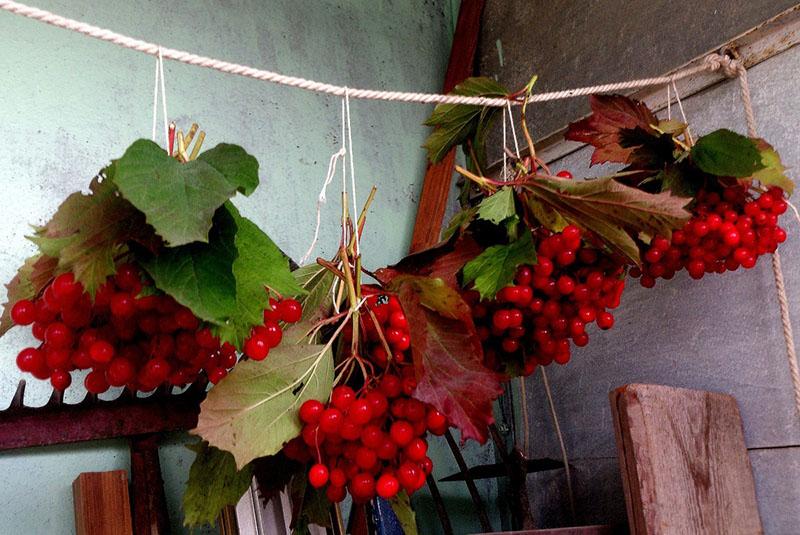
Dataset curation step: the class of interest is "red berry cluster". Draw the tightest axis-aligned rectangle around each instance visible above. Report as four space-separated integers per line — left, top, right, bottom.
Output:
467 225 626 374
242 297 302 360
10 263 300 393
632 186 788 287
283 291 446 504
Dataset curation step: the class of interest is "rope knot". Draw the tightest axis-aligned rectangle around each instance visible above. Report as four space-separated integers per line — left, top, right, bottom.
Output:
704 53 740 78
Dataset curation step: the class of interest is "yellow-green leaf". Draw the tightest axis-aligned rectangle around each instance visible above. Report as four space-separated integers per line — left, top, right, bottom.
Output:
390 492 418 535
194 343 334 469
753 144 794 195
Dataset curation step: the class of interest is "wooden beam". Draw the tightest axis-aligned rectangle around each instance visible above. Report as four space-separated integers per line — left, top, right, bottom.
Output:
73 470 133 535
409 0 485 253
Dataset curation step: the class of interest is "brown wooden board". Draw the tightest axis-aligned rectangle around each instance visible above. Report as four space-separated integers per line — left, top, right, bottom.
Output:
610 384 763 535
409 0 485 254
72 470 133 535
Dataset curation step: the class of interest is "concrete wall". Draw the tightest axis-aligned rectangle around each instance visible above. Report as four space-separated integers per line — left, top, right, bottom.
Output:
478 5 800 532
479 0 798 152
0 1 506 533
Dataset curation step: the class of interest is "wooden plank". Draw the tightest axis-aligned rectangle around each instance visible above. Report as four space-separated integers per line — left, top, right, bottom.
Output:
610 384 763 535
409 0 485 253
130 434 169 535
72 470 133 535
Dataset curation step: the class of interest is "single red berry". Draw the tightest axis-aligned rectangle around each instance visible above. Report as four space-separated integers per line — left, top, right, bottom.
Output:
45 347 71 369
308 463 329 488
207 367 228 384
107 358 135 387
556 170 573 179
84 370 110 394
389 420 414 447
319 408 343 434
404 438 428 461
10 299 36 325
347 399 373 425
349 473 376 502
110 293 136 317
50 370 72 391
16 347 44 373
331 385 356 411
278 299 303 323
597 312 614 330
89 340 115 364
299 399 324 424
376 474 400 499
243 334 270 360
45 322 74 349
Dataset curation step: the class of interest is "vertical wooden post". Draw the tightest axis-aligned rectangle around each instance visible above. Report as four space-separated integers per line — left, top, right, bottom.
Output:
73 470 133 535
409 0 486 253
130 434 170 535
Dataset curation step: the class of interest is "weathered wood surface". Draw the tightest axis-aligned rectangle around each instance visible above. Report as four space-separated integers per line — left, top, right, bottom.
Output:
610 384 762 535
409 0 485 253
72 470 133 535
130 434 170 535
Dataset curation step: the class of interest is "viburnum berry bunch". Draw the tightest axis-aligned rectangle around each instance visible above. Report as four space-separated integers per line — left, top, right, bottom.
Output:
466 224 625 375
633 185 788 287
10 262 301 393
283 289 446 503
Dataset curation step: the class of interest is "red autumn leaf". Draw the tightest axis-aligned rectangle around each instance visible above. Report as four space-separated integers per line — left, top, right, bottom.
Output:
389 275 504 444
565 94 658 165
375 233 482 289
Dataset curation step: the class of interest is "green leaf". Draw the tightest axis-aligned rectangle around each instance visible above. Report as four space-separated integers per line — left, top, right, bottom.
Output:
390 492 418 535
527 197 568 232
113 139 243 246
462 230 537 300
441 207 477 241
183 441 253 528
194 343 334 469
291 263 336 324
216 204 303 347
658 166 697 198
0 254 58 335
422 77 507 164
28 174 159 295
691 129 765 177
523 176 691 265
288 474 332 533
476 187 516 225
752 141 794 195
197 143 260 196
140 206 238 324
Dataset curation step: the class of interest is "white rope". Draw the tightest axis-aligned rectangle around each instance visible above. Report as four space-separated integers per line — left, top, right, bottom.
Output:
0 0 725 107
299 148 347 265
502 107 508 180
506 100 522 157
671 79 693 144
732 63 800 419
158 47 168 146
666 83 672 120
344 89 360 255
150 48 169 146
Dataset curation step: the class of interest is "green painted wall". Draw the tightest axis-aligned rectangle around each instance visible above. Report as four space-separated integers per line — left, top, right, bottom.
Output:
0 0 502 533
